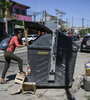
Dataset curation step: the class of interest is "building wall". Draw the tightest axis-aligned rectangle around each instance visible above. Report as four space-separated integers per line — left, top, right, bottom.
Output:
7 4 27 18
12 4 27 15
5 2 32 35
16 14 32 21
7 3 32 21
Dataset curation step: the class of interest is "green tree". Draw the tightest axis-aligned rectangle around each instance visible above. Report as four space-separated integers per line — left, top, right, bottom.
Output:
79 28 90 36
0 0 12 17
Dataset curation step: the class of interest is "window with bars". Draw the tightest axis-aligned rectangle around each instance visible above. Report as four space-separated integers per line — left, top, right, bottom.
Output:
16 8 26 15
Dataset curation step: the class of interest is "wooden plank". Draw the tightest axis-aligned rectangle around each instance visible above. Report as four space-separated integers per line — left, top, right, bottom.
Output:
22 82 36 94
23 21 28 45
15 73 25 84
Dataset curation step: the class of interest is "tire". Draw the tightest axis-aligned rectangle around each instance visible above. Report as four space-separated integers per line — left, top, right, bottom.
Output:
80 48 83 52
80 46 83 52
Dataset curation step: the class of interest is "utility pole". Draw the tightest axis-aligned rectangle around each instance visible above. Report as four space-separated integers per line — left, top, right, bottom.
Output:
69 21 70 27
44 10 47 25
72 16 73 28
82 18 84 36
87 24 88 33
55 9 66 30
66 18 68 26
56 10 59 29
33 13 36 22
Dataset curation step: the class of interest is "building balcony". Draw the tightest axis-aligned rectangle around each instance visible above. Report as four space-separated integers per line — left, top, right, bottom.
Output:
6 14 32 22
14 14 32 21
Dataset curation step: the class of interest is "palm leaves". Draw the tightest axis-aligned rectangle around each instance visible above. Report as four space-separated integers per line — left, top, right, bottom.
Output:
0 0 13 17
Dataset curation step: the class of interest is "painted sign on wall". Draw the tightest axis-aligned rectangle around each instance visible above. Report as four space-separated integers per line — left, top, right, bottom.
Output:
17 14 32 21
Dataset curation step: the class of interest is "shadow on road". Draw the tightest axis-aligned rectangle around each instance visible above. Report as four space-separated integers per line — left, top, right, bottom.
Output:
6 74 16 82
0 60 5 63
65 88 75 100
80 51 90 53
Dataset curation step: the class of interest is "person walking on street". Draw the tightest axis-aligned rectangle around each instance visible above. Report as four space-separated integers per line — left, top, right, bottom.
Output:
1 31 26 84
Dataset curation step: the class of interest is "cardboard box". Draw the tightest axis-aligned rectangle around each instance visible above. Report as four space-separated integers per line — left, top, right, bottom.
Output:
22 82 36 94
86 69 90 76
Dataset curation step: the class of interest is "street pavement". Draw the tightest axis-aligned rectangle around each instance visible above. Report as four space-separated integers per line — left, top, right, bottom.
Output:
0 43 90 100
0 46 27 56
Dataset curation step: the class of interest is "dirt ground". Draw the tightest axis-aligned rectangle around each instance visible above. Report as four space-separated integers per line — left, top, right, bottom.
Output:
0 51 90 100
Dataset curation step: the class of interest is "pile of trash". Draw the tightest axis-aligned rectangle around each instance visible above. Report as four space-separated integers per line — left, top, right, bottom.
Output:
83 61 90 91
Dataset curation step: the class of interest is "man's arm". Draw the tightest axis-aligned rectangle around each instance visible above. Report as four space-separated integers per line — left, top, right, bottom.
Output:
14 37 26 47
18 44 26 47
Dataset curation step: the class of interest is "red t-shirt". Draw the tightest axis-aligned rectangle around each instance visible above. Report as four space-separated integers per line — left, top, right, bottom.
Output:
6 36 20 52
